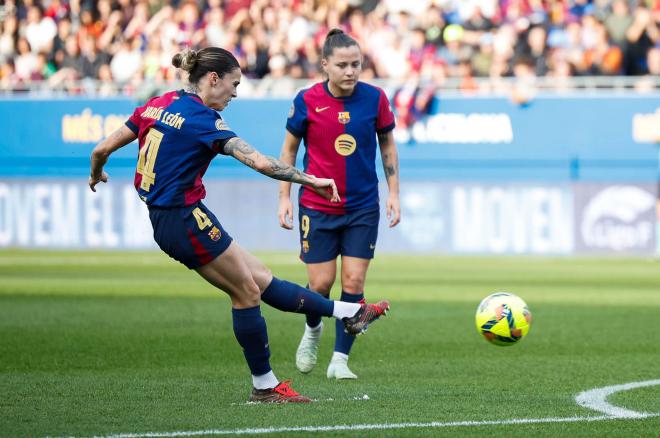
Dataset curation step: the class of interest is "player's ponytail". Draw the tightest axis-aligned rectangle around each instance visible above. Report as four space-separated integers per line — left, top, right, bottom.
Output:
322 28 359 59
172 47 240 85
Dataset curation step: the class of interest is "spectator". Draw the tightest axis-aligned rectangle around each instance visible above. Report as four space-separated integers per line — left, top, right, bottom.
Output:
80 36 109 79
625 5 660 74
0 13 18 64
24 5 56 54
59 35 83 73
471 32 495 77
110 38 143 84
605 0 634 48
526 26 550 76
0 60 19 91
14 37 39 81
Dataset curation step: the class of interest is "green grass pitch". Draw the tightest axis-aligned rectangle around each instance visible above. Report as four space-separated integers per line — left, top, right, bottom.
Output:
1 250 659 437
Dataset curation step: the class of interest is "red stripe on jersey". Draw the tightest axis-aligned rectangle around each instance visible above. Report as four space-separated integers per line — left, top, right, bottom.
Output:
184 162 210 206
187 228 214 266
300 83 347 214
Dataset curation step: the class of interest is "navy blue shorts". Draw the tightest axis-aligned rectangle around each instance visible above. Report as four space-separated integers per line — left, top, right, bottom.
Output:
298 205 380 264
148 202 233 269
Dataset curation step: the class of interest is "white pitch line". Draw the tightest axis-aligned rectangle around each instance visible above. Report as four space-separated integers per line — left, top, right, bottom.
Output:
575 379 660 418
81 416 635 438
60 379 660 438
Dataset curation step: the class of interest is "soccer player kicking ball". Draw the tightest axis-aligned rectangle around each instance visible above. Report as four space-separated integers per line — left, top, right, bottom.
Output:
88 47 389 403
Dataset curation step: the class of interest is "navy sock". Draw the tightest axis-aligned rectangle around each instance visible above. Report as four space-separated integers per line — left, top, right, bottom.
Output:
261 277 334 317
306 284 326 328
232 306 271 376
334 291 364 355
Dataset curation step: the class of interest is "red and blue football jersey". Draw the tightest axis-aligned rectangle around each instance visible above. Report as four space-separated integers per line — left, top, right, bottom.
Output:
125 90 236 207
286 81 395 214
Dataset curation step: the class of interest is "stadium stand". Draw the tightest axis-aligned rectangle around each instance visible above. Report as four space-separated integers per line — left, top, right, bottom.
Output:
0 0 658 96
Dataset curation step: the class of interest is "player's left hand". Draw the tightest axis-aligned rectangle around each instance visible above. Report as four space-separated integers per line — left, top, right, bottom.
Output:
386 193 401 227
310 176 341 203
89 172 108 192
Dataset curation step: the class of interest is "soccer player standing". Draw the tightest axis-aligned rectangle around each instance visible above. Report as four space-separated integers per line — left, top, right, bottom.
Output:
88 47 389 403
277 29 401 380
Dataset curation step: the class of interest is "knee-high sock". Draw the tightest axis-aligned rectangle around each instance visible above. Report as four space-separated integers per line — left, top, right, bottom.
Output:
232 306 271 376
334 291 364 355
261 277 334 317
305 284 326 328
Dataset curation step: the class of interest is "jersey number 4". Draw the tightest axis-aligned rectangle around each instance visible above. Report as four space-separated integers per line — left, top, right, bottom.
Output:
137 128 164 192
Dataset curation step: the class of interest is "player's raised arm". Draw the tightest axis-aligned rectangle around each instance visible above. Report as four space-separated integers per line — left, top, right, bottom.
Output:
277 131 303 229
223 136 340 203
378 130 401 227
89 125 137 192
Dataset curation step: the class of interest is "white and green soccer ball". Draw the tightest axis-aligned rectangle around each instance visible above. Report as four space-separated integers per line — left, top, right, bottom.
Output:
475 292 532 346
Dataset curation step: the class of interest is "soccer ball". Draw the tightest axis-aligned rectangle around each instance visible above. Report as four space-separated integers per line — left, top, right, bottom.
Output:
475 292 532 346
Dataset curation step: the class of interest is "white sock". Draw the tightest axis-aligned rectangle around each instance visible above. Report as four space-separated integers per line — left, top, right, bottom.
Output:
332 301 361 319
305 321 323 335
252 370 279 390
331 352 349 363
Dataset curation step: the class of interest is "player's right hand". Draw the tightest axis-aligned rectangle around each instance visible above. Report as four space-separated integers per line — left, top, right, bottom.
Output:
89 171 108 192
278 197 294 230
311 177 340 203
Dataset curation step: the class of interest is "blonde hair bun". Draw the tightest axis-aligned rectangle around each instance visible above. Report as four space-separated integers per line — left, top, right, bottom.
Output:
172 49 198 72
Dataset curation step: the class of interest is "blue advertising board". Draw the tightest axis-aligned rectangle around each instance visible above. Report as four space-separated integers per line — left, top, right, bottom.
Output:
1 94 658 180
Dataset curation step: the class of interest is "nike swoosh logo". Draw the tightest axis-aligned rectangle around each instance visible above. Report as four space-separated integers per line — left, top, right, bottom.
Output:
315 106 330 112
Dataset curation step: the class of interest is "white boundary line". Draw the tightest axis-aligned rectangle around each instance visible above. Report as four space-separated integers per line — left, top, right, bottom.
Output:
575 379 660 418
63 379 660 438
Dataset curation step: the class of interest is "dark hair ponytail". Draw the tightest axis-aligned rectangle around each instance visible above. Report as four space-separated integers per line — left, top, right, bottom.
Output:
172 47 240 84
322 28 359 59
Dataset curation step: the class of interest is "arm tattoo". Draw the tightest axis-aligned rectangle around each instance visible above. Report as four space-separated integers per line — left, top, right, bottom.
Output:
224 137 255 156
225 138 311 184
381 152 397 178
264 156 310 184
377 132 388 145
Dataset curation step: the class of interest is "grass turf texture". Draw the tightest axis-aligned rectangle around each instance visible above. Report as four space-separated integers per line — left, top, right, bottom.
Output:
1 250 659 437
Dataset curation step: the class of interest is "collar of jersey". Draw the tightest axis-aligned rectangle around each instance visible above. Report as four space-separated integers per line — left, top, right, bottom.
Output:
322 81 358 100
177 89 204 104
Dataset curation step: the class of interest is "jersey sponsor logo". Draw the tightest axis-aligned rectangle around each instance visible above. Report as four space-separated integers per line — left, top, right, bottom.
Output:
369 243 376 250
208 226 222 241
337 111 351 124
334 134 357 156
315 106 330 113
215 119 230 131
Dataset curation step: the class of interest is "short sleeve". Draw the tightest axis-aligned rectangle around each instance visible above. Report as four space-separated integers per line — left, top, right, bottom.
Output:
285 91 308 138
125 103 145 134
376 88 395 134
198 114 238 154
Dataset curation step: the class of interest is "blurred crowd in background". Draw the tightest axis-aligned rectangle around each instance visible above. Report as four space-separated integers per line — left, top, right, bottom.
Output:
1 0 659 96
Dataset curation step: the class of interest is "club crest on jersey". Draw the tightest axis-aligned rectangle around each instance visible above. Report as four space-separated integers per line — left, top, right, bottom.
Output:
208 226 221 241
334 134 357 156
302 240 309 253
337 111 351 124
